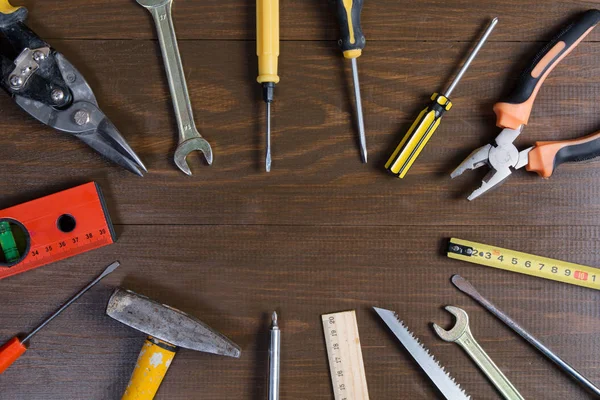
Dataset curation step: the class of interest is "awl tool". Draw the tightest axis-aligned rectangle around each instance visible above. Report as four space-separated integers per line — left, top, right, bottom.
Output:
334 0 368 163
268 312 281 400
452 10 600 200
433 306 524 400
0 1 146 175
452 275 600 397
257 0 280 172
0 261 120 374
386 18 497 178
106 288 241 400
374 307 470 400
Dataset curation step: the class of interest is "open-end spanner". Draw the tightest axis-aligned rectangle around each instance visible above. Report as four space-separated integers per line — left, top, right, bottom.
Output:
136 0 213 175
433 306 524 400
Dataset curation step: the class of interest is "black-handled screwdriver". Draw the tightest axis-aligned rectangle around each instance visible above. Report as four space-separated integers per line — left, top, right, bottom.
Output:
335 0 367 163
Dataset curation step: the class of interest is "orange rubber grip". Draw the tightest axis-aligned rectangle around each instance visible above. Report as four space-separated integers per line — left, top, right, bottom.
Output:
0 337 27 374
494 10 600 129
527 130 600 178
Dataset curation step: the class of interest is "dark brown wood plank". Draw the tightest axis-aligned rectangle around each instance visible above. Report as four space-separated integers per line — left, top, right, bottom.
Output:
1 40 600 226
0 225 599 399
19 0 600 42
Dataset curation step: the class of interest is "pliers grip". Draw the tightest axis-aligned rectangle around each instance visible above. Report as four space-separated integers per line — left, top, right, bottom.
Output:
494 9 600 129
527 130 600 178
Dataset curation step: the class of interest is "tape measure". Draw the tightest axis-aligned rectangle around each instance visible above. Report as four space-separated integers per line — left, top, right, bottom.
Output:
447 238 600 290
321 310 370 400
0 182 115 280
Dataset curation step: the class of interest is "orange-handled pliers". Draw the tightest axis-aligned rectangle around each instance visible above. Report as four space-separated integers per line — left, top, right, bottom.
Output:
452 9 600 200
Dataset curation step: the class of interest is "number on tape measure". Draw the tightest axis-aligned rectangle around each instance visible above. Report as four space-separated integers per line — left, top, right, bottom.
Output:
322 310 370 400
448 238 600 290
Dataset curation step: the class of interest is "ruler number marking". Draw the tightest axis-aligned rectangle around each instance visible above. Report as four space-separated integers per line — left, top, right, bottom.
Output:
452 239 600 290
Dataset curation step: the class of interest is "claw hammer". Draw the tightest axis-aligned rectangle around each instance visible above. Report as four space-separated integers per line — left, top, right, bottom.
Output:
106 288 241 400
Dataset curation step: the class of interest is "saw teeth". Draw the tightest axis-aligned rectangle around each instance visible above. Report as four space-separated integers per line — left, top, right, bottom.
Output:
377 307 471 399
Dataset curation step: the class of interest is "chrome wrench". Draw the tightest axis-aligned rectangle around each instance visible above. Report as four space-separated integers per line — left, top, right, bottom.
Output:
433 306 524 400
136 0 213 175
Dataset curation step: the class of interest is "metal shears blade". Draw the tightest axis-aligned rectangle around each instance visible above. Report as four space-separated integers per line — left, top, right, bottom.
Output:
451 126 532 200
14 53 147 176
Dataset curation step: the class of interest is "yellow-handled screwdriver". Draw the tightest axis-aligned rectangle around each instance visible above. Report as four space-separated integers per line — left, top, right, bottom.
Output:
257 0 280 172
385 18 498 178
335 0 367 163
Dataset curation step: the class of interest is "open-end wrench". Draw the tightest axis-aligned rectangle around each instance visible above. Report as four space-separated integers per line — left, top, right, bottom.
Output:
433 306 525 400
136 0 213 175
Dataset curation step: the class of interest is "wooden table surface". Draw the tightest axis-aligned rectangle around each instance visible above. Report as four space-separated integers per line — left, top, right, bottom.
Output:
1 1 600 399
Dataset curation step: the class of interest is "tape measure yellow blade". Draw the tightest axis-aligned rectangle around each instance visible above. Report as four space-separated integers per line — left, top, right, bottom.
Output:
322 310 370 400
448 238 600 290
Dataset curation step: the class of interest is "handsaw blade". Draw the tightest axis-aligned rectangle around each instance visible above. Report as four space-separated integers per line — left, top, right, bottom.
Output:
374 307 471 400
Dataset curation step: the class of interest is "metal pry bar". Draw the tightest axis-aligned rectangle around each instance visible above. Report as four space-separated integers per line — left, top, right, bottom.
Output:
452 275 600 397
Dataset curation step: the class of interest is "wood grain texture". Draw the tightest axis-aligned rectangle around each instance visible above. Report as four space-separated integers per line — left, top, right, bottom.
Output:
2 226 600 399
1 1 600 399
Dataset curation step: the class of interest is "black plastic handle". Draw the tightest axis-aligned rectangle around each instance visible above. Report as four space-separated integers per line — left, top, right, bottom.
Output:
335 0 365 58
527 131 600 178
494 9 600 129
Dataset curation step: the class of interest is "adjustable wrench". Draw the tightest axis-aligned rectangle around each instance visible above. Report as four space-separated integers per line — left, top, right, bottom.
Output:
433 306 524 400
136 0 213 175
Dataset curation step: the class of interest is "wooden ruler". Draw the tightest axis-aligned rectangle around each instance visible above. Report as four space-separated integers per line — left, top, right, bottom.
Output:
322 310 370 400
448 238 600 291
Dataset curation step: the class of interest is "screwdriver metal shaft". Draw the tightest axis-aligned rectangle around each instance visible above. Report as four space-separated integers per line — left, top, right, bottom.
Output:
445 17 498 97
351 58 367 163
23 261 120 343
266 102 272 172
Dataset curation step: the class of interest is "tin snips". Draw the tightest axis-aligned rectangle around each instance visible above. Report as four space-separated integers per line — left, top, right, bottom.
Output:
0 1 146 176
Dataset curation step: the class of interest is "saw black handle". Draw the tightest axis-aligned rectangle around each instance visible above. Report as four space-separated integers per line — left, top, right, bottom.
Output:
335 0 366 59
494 9 600 129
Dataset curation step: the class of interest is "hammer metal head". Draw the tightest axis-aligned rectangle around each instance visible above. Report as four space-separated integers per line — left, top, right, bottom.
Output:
106 288 241 358
432 306 470 343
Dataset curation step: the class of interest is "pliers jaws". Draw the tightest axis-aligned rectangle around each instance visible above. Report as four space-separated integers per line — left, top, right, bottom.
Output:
451 126 532 200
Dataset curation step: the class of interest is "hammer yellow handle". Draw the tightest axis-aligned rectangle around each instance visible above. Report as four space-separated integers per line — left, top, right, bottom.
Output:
256 0 280 84
0 0 20 14
122 337 178 400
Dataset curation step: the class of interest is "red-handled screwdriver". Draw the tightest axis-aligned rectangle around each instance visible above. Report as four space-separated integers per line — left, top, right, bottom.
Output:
0 261 120 374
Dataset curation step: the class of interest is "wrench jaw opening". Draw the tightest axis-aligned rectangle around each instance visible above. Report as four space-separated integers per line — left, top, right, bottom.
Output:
174 138 214 175
432 306 470 342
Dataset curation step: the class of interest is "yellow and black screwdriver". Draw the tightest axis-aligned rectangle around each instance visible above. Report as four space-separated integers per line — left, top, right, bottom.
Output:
385 18 498 178
335 0 368 163
257 0 280 172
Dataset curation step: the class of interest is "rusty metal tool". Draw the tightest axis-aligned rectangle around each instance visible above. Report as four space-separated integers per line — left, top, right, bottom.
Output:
433 306 524 400
452 274 600 397
106 288 241 400
0 261 120 374
136 0 213 175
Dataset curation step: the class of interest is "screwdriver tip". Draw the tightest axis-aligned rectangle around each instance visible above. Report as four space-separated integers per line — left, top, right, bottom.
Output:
272 311 278 327
101 261 121 277
266 154 271 172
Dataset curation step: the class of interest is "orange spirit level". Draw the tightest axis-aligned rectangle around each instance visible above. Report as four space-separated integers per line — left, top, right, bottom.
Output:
0 182 115 280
